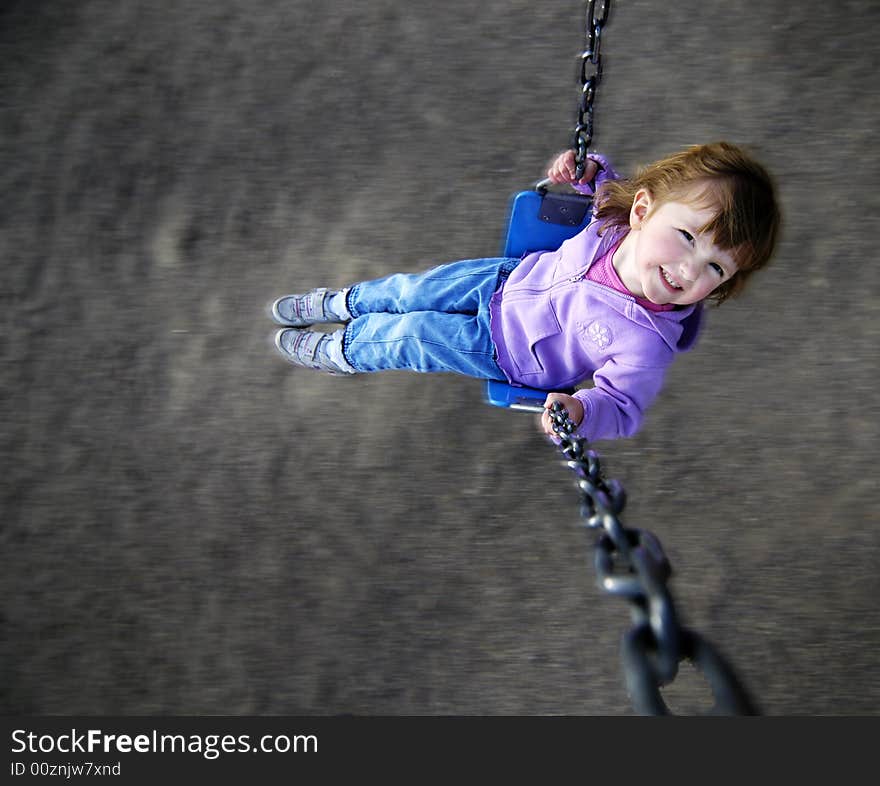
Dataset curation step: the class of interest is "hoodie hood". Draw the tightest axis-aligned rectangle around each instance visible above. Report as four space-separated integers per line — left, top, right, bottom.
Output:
630 299 703 352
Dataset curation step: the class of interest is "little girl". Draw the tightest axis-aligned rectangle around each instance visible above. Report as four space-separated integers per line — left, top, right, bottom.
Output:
270 141 780 442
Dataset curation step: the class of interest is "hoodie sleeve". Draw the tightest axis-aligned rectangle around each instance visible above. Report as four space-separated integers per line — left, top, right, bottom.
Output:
571 359 669 442
572 151 620 197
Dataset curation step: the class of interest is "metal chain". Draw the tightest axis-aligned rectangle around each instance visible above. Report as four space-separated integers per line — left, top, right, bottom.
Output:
572 0 610 180
548 403 759 715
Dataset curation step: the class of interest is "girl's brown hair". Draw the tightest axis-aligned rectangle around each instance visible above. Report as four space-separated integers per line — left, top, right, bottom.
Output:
594 141 781 304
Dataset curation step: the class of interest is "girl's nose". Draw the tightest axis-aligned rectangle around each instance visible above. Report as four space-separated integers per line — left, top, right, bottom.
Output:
679 259 700 282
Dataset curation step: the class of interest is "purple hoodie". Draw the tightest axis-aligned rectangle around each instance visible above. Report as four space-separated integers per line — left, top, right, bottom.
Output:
489 157 703 441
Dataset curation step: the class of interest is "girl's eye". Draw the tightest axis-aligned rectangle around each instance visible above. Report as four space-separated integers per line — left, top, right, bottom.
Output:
710 262 725 277
679 229 695 245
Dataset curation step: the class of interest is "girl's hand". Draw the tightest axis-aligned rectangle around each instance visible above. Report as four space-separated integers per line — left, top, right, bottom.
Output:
546 150 599 186
540 392 585 437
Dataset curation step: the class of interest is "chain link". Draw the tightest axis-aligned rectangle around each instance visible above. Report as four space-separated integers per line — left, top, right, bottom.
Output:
572 0 610 179
548 402 758 715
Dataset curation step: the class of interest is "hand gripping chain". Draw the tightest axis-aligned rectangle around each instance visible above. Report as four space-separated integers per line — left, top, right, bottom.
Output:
548 402 759 715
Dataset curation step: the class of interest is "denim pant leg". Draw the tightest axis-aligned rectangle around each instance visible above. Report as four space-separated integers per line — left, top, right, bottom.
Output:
342 257 518 378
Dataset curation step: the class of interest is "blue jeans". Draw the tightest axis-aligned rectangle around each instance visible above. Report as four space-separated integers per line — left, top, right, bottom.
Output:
342 257 520 379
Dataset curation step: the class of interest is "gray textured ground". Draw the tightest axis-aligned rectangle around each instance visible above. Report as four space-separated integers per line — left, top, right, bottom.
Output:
2 0 878 715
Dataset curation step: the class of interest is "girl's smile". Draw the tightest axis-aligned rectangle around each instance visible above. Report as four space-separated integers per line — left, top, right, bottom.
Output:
659 266 684 292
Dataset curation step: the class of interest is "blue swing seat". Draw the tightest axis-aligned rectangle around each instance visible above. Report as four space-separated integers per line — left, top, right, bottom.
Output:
484 182 592 411
502 183 593 258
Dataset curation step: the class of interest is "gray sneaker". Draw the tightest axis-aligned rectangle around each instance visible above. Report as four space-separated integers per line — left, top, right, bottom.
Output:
274 328 355 375
271 287 348 326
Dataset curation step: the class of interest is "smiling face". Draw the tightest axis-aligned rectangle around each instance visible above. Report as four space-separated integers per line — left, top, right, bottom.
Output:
613 188 739 307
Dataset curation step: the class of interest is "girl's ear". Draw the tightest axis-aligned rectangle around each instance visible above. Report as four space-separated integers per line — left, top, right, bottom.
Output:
629 188 654 230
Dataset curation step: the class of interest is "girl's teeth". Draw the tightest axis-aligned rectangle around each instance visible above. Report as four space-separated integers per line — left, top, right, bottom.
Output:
662 269 681 289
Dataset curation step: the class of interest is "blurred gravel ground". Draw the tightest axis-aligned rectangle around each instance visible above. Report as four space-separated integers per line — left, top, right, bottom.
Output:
1 0 878 715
